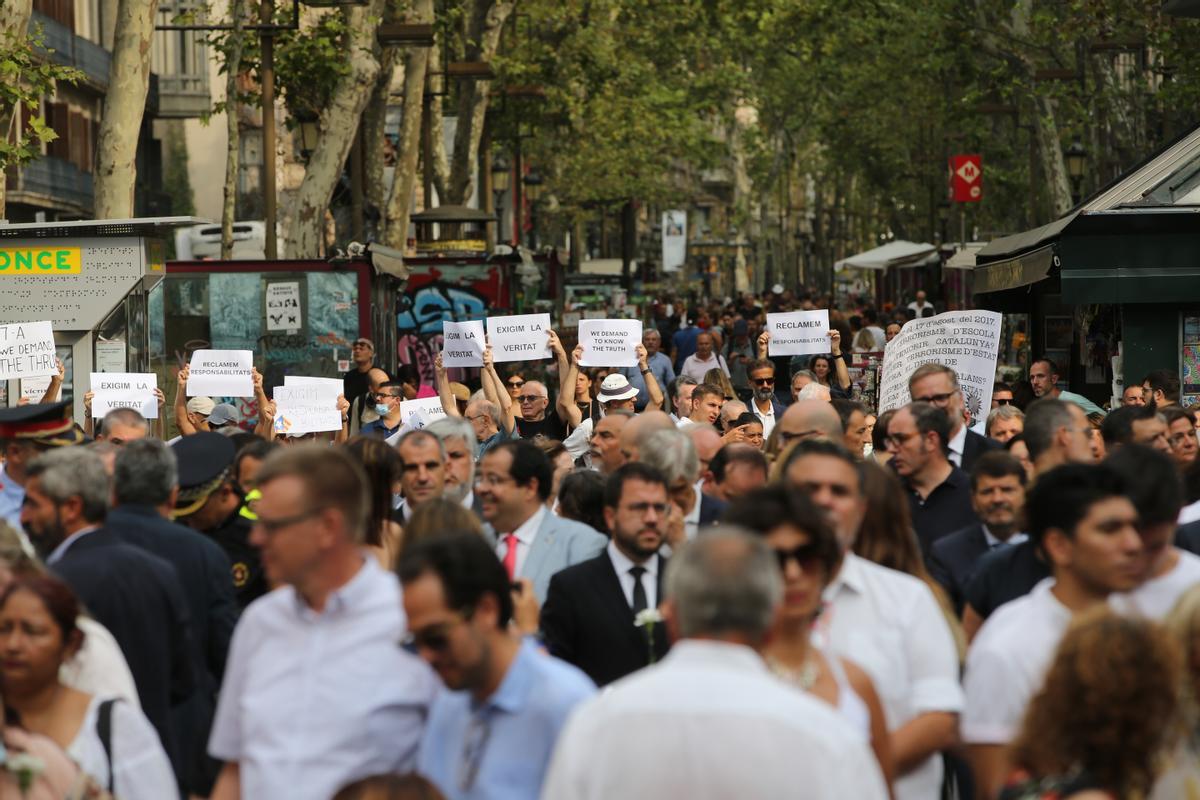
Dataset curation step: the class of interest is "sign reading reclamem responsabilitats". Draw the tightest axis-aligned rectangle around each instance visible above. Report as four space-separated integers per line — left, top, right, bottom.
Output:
90 372 158 419
765 310 830 357
187 350 254 397
486 314 552 363
0 321 57 380
441 320 486 367
578 319 642 367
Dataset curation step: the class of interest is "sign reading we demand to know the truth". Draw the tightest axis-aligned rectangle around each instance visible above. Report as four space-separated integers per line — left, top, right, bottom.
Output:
0 321 57 380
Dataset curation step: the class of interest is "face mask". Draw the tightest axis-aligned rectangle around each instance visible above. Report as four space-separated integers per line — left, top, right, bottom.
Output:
375 402 391 416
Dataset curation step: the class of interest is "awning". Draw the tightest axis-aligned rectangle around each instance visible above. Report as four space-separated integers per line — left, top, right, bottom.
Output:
944 242 987 270
973 245 1056 294
834 240 938 271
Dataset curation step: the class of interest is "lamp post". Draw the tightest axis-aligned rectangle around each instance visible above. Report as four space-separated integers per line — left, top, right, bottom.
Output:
1065 139 1088 206
491 155 510 246
522 170 543 249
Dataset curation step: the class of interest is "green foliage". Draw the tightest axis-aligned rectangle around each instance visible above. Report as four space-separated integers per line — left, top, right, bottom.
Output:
0 26 83 171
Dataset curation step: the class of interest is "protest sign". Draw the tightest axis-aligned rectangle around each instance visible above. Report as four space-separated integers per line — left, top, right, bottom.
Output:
441 320 485 367
578 319 642 367
187 350 254 397
21 376 58 403
766 310 830 357
284 375 344 397
486 314 552 362
272 384 342 434
0 321 57 380
90 372 158 419
399 396 447 429
877 311 1003 435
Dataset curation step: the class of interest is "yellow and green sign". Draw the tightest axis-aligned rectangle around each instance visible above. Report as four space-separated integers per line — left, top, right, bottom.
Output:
0 246 82 274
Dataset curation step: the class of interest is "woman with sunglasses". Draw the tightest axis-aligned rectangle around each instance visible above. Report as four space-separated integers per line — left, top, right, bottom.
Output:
725 486 894 794
505 372 526 420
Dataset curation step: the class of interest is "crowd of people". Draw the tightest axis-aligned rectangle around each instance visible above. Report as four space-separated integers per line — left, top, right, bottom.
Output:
0 287 1198 800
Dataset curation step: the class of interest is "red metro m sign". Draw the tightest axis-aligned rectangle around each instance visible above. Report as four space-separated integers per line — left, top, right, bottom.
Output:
950 154 983 203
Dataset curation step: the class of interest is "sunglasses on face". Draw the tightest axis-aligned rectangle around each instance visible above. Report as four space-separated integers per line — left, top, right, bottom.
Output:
508 380 525 388
773 543 825 574
994 398 1014 406
752 377 775 386
517 395 544 403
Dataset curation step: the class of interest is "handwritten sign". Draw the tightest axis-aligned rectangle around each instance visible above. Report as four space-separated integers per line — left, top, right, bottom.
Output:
878 311 1003 435
578 319 642 367
441 320 485 367
766 310 830 357
0 321 57 380
21 376 58 403
399 396 447 429
90 372 158 419
266 282 302 331
273 384 342 434
187 350 254 397
486 314 552 363
284 375 344 396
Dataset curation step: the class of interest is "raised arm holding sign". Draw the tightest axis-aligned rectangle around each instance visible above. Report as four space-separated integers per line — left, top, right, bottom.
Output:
578 319 642 367
442 320 485 367
765 310 830 357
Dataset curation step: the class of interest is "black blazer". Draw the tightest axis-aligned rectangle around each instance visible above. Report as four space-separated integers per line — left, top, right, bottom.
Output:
927 523 989 615
51 528 195 786
961 429 1000 473
541 550 670 687
699 494 727 527
106 505 239 793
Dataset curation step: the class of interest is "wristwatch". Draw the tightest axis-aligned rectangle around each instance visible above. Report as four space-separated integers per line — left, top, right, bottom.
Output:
641 368 651 375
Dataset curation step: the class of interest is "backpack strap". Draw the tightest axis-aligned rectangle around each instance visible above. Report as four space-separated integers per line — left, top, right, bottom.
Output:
96 698 117 792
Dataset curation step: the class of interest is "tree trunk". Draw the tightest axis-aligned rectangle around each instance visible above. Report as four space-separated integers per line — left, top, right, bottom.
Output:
221 0 246 259
363 46 399 218
382 0 434 249
0 0 34 219
93 0 160 219
283 0 387 258
443 0 513 206
1031 94 1073 217
428 40 450 202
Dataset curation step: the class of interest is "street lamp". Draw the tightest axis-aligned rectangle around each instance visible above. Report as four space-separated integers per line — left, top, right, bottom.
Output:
491 155 510 246
1065 139 1088 205
296 114 320 161
522 171 543 248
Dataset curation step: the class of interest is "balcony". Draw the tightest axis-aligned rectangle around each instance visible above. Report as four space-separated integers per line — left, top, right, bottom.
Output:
6 156 94 215
151 3 212 118
31 11 111 92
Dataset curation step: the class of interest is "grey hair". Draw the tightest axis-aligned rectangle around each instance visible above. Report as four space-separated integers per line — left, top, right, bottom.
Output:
99 408 150 438
720 400 748 422
1023 398 1074 461
466 397 501 425
665 526 782 641
797 383 832 402
395 428 447 461
426 416 478 447
113 438 179 506
985 404 1025 436
26 448 110 524
791 369 817 385
524 380 548 399
638 428 700 484
673 376 699 402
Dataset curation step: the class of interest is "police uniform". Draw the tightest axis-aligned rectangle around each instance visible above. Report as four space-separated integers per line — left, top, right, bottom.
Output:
0 402 86 544
171 433 268 610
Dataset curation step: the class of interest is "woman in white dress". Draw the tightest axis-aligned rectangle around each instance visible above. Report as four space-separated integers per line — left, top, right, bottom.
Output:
0 574 176 800
725 485 895 796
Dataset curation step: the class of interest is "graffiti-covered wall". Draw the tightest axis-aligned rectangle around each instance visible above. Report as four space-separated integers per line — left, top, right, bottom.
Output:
397 282 489 386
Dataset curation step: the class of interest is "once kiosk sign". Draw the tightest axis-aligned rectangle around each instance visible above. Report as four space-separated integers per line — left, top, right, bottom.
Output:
0 247 83 274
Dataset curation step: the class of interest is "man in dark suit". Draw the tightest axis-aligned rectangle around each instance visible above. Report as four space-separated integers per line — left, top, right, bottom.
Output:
109 438 239 794
928 452 1028 615
22 446 194 788
909 363 999 472
541 463 671 685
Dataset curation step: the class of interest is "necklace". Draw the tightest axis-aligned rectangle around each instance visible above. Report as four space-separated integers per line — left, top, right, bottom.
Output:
767 653 820 690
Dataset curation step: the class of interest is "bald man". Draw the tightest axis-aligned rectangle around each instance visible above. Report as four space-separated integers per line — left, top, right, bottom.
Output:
687 424 723 485
775 400 844 452
619 410 675 464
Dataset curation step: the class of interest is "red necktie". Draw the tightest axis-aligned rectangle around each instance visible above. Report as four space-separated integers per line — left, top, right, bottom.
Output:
502 534 519 580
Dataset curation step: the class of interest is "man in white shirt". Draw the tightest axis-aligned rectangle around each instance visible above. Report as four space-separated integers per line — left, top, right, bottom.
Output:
747 359 783 440
1107 444 1200 620
679 332 730 383
782 439 963 800
906 289 934 316
209 446 438 800
963 462 1143 799
541 528 888 800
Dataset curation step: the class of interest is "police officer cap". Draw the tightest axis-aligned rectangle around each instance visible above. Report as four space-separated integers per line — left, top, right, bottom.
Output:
0 401 85 447
171 432 237 517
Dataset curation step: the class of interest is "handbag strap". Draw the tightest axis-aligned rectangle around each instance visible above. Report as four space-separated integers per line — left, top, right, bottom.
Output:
96 698 117 792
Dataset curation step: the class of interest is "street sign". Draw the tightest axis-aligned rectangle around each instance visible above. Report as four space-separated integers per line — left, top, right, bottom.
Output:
950 154 983 202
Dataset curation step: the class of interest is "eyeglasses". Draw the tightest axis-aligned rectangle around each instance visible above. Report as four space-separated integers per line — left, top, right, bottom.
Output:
508 380 525 388
254 507 326 535
371 392 399 401
517 395 545 403
885 431 920 448
993 397 1014 406
913 391 957 407
465 413 491 423
624 501 669 516
773 543 824 574
752 377 775 386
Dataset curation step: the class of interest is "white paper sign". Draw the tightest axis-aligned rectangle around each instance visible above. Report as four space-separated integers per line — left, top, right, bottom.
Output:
441 320 485 367
878 311 1003 435
0 321 57 380
766 310 830 357
399 396 447 429
21 376 58 403
578 319 642 367
266 282 302 331
273 384 342 434
91 372 158 419
486 314 552 363
284 375 345 396
95 340 127 373
187 350 254 397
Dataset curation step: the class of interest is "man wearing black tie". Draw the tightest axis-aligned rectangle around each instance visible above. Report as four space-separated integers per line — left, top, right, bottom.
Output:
541 463 671 686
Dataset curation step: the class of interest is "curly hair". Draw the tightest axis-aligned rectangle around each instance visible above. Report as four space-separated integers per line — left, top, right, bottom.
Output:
1008 609 1183 796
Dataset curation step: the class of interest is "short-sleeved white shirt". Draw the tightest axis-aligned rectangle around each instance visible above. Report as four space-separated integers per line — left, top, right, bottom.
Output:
817 554 964 800
1112 549 1200 620
962 578 1071 745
